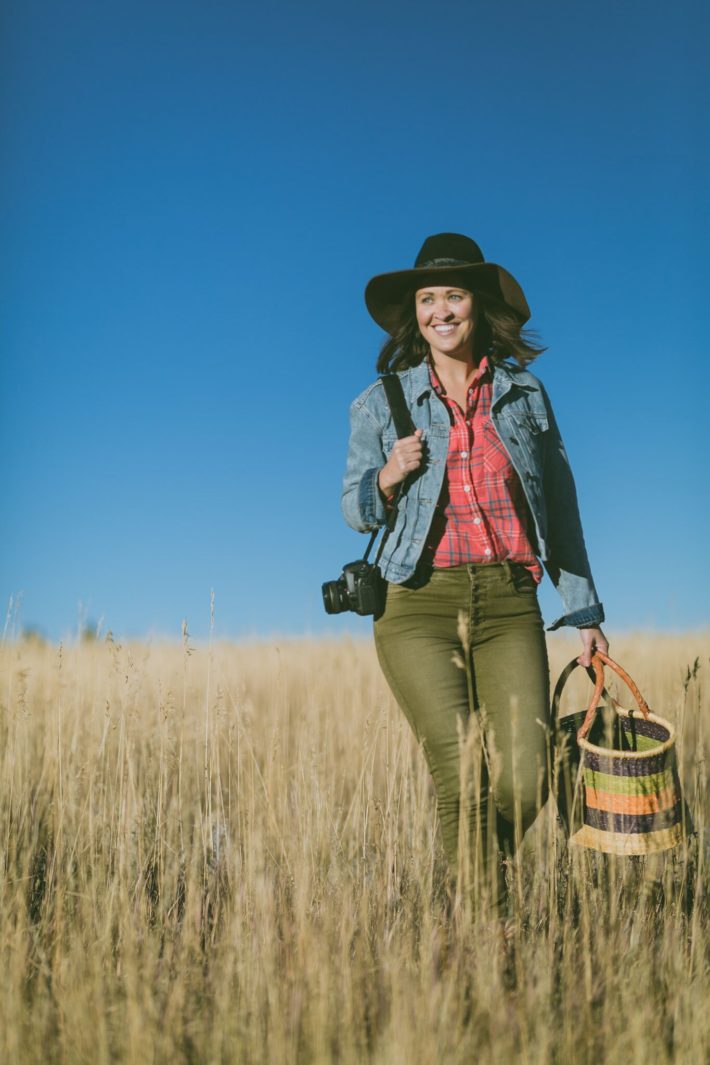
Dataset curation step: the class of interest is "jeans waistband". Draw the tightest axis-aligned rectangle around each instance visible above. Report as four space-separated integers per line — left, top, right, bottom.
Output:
404 560 528 587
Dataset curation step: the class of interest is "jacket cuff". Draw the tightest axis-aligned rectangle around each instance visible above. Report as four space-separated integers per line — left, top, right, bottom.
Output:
546 603 605 632
358 466 387 527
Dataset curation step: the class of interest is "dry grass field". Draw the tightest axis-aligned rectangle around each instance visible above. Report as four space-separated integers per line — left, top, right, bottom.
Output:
1 631 708 1064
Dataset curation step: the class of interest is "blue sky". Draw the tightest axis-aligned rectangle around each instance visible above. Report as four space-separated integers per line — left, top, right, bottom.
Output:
1 0 708 641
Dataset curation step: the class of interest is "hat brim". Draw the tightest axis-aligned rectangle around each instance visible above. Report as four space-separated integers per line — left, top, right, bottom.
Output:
364 262 530 334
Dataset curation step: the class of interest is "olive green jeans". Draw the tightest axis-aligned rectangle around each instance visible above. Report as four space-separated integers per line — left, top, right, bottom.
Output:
374 561 550 897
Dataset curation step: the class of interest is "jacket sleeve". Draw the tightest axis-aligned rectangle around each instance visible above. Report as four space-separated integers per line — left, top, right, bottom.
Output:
341 393 389 533
539 383 605 631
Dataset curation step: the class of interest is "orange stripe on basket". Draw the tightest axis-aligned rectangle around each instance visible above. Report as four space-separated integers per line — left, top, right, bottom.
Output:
584 784 678 816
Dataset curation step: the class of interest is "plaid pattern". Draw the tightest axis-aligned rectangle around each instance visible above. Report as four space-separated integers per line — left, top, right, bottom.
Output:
426 356 543 582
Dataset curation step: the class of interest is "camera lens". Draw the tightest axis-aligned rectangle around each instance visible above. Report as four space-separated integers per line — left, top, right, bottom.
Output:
321 579 350 614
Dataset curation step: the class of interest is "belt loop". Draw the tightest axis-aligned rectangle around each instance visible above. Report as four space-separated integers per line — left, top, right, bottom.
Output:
502 559 514 588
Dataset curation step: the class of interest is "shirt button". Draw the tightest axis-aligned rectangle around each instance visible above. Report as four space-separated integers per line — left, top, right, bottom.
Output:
460 450 468 458
474 517 481 525
484 548 492 556
463 484 471 493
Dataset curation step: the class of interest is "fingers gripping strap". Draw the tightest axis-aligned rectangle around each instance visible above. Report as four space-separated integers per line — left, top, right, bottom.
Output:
366 375 416 567
376 374 417 553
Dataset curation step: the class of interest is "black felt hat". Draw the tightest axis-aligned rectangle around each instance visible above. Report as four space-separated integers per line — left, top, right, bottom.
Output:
364 233 530 334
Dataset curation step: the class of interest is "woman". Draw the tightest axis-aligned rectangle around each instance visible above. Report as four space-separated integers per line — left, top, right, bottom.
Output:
342 233 608 910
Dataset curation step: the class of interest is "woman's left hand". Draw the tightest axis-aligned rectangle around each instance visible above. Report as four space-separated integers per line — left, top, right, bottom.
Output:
577 626 609 668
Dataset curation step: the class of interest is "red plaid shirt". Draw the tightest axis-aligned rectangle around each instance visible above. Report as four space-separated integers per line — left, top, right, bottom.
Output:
424 357 543 582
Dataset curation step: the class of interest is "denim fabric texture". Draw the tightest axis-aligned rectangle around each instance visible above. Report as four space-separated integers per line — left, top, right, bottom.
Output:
341 359 604 631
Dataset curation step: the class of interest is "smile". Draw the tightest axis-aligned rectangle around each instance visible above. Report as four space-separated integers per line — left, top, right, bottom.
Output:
432 324 457 335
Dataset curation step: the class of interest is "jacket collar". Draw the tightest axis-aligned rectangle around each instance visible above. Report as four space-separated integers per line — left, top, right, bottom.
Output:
406 359 435 402
491 359 539 409
404 357 538 408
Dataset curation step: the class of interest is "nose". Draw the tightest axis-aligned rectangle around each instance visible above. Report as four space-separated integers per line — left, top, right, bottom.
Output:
432 299 454 320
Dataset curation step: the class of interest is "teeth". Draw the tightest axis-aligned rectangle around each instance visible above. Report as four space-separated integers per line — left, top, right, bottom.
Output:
434 325 455 333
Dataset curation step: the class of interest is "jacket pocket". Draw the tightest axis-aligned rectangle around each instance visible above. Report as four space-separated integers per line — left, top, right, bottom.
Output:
515 411 548 435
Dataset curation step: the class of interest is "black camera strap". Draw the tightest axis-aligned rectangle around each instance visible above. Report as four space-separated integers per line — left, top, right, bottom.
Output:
362 373 417 567
381 372 417 438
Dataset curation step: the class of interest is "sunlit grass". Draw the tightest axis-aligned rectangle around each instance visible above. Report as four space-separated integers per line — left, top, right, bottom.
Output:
1 633 708 1064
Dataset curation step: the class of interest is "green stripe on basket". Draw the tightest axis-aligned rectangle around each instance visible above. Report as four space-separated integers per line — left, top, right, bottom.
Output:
594 733 664 754
625 734 664 752
582 767 675 796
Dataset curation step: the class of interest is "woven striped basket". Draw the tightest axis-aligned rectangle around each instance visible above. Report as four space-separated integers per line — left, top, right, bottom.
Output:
552 652 689 856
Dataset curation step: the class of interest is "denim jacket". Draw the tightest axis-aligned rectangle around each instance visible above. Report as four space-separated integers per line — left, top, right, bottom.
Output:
341 359 604 631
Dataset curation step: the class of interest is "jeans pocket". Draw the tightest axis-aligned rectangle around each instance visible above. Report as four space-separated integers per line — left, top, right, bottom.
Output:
510 564 537 596
382 581 412 607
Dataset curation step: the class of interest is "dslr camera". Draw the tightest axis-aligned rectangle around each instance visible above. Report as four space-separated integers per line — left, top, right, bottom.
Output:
322 560 384 616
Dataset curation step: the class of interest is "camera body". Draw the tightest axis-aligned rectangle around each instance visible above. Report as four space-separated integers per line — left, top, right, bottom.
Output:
322 560 384 616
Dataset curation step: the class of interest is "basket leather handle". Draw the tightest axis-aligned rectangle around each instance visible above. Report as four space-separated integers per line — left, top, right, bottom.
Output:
576 651 651 741
552 657 599 721
551 655 617 725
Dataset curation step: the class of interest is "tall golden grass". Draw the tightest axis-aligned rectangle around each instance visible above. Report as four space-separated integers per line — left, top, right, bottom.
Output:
1 632 708 1064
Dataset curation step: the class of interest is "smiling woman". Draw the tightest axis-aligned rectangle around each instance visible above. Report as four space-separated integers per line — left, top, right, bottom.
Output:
415 286 478 368
341 233 608 921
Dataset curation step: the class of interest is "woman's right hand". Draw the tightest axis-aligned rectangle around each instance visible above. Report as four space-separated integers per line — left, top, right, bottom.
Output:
378 429 424 495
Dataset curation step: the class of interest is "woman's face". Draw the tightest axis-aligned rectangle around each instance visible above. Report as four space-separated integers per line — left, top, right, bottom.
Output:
414 286 477 360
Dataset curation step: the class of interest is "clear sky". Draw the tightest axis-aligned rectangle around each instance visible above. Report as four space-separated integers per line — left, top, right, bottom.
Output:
1 0 708 641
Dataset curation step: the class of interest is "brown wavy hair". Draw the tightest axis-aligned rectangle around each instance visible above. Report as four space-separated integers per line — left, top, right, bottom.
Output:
375 288 546 374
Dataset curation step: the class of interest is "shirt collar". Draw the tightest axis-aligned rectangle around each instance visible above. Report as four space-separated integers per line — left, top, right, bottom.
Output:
428 354 491 397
